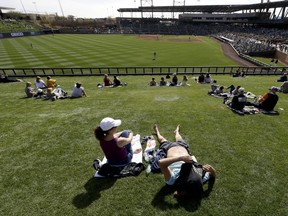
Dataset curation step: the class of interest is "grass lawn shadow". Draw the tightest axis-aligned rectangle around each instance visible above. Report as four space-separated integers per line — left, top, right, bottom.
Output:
151 185 201 212
72 177 117 209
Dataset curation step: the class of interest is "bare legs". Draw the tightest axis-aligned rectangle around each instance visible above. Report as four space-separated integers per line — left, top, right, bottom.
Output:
153 124 182 144
153 124 167 144
174 124 183 141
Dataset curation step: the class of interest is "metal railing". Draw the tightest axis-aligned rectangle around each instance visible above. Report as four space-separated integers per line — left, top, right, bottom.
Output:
1 66 287 77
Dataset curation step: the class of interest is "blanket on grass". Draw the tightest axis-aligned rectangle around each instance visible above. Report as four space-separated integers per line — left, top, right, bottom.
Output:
94 134 144 178
227 105 279 115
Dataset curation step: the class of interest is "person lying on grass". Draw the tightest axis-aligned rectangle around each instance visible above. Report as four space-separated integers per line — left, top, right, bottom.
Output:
152 124 216 199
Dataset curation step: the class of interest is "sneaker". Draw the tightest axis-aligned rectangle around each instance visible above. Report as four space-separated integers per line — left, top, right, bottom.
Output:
92 159 101 170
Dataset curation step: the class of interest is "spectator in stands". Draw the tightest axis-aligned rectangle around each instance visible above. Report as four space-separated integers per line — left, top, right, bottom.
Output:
279 81 288 93
277 72 287 82
152 124 216 199
94 117 134 166
34 76 47 89
103 74 112 87
71 82 87 98
159 77 167 86
150 77 158 86
198 73 205 83
249 86 279 111
204 73 212 84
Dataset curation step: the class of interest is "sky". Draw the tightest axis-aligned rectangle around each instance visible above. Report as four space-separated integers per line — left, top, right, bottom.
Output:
1 0 281 18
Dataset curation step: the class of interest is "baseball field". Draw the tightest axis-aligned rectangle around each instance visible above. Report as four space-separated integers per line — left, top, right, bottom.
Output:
0 34 287 216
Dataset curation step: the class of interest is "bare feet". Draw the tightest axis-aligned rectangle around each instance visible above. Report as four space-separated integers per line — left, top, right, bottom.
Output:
152 124 159 136
174 124 180 134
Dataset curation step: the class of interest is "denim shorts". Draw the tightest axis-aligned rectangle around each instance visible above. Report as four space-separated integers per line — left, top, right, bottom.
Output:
159 140 191 155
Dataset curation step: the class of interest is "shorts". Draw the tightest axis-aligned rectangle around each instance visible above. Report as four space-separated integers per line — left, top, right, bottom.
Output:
159 140 191 155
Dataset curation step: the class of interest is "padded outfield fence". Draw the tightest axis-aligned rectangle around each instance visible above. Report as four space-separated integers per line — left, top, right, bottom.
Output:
1 66 287 77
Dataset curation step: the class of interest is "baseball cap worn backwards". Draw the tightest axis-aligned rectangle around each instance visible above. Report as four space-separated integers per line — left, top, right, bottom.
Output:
100 117 121 131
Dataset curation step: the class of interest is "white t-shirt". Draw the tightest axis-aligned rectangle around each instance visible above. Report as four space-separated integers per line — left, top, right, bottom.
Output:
71 86 84 97
35 80 46 89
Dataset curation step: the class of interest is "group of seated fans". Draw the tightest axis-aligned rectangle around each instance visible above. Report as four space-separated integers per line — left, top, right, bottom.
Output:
208 82 281 115
149 73 190 86
98 74 127 88
25 76 87 100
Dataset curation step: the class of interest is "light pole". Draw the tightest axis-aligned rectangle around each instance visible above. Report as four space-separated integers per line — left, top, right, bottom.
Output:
58 0 65 17
32 1 39 14
19 0 27 14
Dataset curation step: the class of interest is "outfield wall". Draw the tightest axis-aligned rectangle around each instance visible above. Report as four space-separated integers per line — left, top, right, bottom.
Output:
1 66 287 78
0 31 51 39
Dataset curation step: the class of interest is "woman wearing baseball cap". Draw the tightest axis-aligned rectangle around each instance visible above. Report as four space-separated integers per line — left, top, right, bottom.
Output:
94 117 134 166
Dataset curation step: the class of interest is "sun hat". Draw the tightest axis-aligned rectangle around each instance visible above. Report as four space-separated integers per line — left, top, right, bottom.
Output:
100 117 121 131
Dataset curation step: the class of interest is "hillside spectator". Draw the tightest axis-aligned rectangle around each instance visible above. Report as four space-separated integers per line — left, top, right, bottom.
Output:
34 76 47 89
113 75 121 87
103 74 112 87
277 72 287 82
170 73 178 86
94 117 134 166
180 75 190 86
25 82 36 98
0 74 23 83
150 77 158 86
152 124 216 199
71 82 87 98
46 76 57 89
198 73 205 83
249 86 279 111
229 87 247 111
204 73 212 83
279 81 288 93
159 77 167 86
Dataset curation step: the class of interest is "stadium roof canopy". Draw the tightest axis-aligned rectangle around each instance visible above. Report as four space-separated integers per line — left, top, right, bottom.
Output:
0 6 15 11
118 1 288 14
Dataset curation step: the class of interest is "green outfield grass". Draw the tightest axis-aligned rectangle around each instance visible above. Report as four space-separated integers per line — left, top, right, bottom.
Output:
0 34 237 69
0 35 287 216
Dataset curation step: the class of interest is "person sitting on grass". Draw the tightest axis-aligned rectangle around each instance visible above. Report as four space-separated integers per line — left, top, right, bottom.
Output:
248 86 279 112
113 75 121 87
277 72 287 82
159 77 167 86
94 117 134 166
71 82 87 98
149 77 158 86
227 87 247 111
46 76 57 89
152 124 216 199
34 76 47 89
103 74 112 87
279 81 288 93
25 82 36 98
